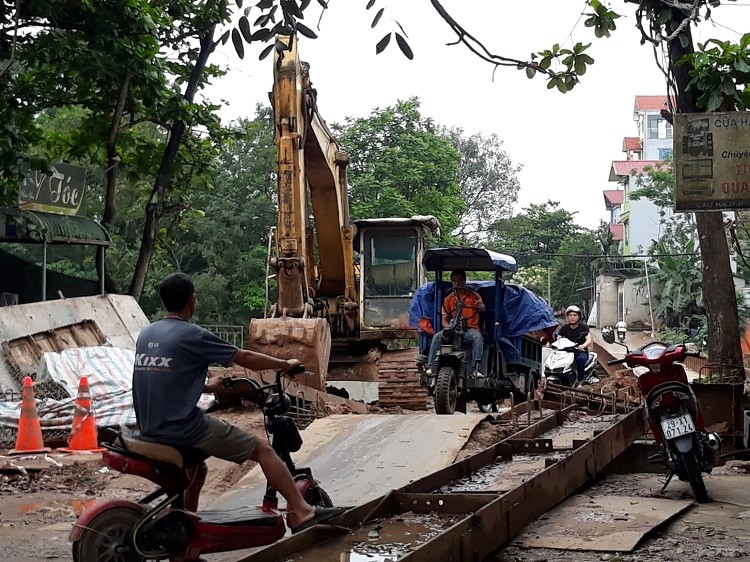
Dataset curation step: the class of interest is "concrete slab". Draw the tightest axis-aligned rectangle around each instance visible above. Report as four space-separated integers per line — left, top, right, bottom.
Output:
215 413 489 509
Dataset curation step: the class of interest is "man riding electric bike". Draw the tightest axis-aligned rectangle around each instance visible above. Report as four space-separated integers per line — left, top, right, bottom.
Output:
131 273 340 530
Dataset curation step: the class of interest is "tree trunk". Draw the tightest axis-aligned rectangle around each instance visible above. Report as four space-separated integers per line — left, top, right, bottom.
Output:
95 72 131 294
128 29 215 301
667 11 742 367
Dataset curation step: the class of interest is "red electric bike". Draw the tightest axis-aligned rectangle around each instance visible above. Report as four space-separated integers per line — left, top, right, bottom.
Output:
603 328 720 502
69 367 342 561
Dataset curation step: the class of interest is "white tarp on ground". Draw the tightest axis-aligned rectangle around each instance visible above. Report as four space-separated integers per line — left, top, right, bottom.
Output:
0 346 138 431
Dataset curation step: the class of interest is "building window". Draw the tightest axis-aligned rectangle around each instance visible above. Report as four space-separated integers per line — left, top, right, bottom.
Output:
647 115 673 140
658 148 673 160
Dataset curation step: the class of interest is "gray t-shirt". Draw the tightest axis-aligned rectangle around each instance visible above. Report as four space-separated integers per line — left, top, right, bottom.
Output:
132 319 237 444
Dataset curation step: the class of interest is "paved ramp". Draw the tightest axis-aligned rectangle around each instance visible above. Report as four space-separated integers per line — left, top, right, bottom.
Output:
215 413 488 509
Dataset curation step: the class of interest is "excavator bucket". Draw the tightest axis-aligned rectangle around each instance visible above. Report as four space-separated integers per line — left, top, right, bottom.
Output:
247 317 331 391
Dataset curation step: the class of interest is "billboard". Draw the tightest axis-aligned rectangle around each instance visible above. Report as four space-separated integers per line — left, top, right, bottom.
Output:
675 112 750 211
19 162 87 216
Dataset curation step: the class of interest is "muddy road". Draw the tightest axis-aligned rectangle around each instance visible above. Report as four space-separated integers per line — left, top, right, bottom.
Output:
1 410 748 562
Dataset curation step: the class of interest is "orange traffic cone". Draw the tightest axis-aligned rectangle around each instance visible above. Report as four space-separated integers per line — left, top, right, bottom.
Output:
10 376 51 455
58 376 105 453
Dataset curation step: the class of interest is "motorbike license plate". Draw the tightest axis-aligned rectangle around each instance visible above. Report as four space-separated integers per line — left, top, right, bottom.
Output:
660 414 696 440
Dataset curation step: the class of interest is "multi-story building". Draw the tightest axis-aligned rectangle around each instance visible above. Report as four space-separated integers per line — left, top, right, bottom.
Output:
606 95 674 254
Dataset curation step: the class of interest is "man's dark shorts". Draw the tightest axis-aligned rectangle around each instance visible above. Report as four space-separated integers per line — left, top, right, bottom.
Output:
191 415 259 464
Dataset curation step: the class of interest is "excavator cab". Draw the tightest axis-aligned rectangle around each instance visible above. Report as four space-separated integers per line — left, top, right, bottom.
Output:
356 217 439 335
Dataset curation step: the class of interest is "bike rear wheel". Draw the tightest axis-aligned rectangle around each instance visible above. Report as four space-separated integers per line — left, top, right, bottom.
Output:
72 507 147 562
679 449 710 503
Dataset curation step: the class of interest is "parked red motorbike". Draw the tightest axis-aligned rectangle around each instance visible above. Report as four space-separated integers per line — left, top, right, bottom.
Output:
603 328 720 502
69 367 341 561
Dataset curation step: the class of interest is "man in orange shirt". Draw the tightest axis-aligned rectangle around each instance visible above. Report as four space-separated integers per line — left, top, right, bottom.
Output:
427 270 486 377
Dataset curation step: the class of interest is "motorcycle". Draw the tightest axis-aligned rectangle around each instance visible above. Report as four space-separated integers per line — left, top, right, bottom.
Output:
543 336 599 387
69 366 342 562
603 330 720 503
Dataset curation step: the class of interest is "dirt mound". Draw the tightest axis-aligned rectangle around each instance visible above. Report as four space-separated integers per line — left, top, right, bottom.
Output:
1 460 107 496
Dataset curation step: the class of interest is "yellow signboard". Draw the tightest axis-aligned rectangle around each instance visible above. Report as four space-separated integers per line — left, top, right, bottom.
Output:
675 111 750 211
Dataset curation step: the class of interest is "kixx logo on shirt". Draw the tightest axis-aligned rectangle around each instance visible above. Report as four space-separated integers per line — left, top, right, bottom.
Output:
135 353 173 367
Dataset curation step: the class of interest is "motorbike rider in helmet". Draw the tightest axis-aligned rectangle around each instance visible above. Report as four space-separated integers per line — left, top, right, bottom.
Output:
558 305 593 383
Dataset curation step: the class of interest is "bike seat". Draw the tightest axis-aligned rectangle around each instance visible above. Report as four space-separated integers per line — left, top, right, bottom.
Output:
117 434 207 469
196 505 281 527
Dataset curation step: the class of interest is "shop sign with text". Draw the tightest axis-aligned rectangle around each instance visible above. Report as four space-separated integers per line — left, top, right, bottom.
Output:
675 111 750 211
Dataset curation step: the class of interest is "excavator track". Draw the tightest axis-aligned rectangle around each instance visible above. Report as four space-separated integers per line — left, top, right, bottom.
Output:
377 348 428 410
237 399 648 562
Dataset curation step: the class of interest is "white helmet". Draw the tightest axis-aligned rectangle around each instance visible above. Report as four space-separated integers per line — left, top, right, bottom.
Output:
565 305 582 315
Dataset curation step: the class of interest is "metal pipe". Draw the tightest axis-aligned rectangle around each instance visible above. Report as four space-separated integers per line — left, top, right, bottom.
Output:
643 258 657 338
99 246 105 295
264 226 276 319
42 242 47 302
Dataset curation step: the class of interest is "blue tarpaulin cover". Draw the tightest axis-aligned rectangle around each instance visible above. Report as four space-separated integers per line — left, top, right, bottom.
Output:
409 281 558 354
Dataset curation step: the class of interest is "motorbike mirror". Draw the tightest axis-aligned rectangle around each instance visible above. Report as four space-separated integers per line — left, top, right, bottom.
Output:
601 326 616 344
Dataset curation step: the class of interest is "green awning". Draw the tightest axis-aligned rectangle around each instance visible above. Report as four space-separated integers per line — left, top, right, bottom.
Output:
1 208 111 246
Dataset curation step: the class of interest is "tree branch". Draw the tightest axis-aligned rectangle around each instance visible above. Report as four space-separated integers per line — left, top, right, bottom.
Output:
429 0 555 77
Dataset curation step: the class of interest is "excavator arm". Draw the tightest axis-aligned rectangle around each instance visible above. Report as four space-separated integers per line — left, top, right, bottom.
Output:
273 35 357 321
249 36 357 387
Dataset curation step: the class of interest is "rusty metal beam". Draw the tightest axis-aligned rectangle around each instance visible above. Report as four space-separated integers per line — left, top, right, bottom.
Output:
399 408 649 561
235 407 573 561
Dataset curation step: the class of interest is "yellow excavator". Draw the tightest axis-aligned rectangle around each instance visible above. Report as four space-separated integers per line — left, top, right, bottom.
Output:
248 36 438 407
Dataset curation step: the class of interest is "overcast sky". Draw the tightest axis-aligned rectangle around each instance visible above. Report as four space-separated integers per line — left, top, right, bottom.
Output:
204 1 750 230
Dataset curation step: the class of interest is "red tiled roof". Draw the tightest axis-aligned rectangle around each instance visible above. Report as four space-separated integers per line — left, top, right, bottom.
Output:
634 95 675 112
609 223 624 241
609 160 666 181
622 137 642 152
603 189 624 208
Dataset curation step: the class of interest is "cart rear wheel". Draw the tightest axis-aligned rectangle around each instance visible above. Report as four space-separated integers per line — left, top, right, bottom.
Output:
435 367 457 415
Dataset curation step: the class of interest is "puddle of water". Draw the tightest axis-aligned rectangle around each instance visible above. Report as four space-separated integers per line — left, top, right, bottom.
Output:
5 498 96 518
284 512 463 562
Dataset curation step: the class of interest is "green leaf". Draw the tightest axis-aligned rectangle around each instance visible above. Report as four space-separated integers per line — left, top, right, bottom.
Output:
296 22 318 38
259 43 275 60
395 33 413 60
366 0 376 9
376 33 391 55
734 57 750 73
679 33 690 48
239 16 252 42
371 7 384 28
232 29 245 59
525 66 536 79
236 0 243 7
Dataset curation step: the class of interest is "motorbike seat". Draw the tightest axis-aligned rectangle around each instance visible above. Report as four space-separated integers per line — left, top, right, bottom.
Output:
117 434 208 469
